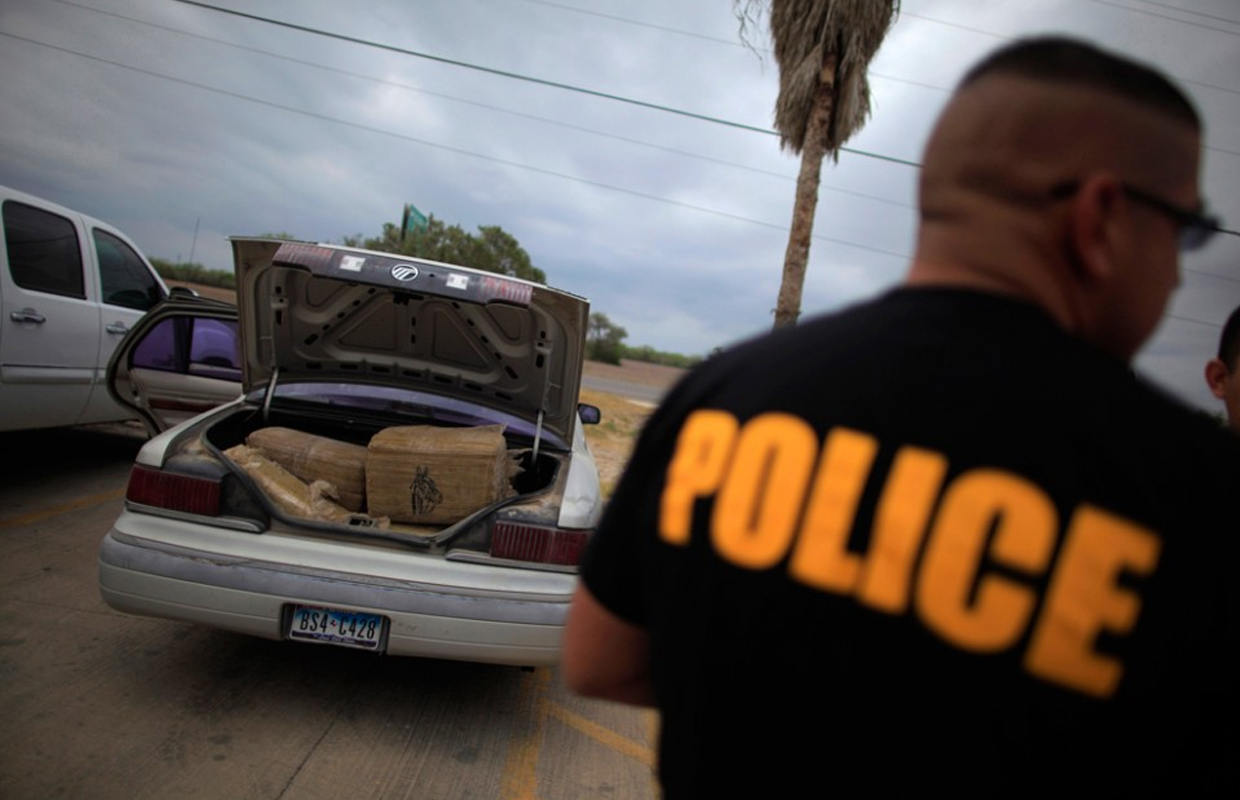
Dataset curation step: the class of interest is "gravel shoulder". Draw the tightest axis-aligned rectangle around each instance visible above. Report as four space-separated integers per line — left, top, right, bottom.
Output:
579 359 687 494
582 358 686 392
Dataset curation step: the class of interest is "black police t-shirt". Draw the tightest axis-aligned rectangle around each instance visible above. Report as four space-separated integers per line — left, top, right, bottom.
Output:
581 288 1238 798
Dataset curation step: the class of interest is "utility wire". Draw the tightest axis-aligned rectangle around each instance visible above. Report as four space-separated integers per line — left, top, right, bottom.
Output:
48 0 918 211
8 1 1237 273
1115 0 1240 26
168 0 1240 155
7 25 1235 284
0 29 914 263
899 7 1239 98
1165 311 1225 331
169 0 922 168
1082 0 1240 33
508 0 954 96
159 0 1240 158
512 0 754 49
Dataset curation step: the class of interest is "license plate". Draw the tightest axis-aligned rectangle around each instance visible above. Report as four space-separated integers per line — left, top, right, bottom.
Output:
286 605 387 651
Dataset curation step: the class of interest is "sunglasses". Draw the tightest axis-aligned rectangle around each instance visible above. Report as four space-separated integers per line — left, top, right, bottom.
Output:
1050 181 1237 252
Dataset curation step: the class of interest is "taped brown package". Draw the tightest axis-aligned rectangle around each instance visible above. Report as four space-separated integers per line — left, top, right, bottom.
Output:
245 427 367 511
224 444 356 522
366 424 517 524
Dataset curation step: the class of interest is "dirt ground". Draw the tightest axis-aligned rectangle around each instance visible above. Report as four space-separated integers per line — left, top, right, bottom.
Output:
581 358 686 391
579 360 685 494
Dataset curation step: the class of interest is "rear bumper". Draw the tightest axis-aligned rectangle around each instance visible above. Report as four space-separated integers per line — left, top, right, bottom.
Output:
98 510 577 666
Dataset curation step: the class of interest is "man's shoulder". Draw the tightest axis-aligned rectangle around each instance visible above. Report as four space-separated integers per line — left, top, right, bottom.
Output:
1127 374 1240 469
760 287 1066 346
700 287 1076 384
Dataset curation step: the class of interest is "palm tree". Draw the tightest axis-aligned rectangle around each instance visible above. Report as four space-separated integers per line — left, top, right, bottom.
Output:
735 0 900 328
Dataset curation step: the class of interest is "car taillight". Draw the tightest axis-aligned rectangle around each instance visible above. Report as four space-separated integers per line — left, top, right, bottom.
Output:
126 465 221 516
490 522 588 566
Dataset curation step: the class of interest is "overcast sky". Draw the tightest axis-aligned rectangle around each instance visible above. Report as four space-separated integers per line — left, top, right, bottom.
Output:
1 0 1237 414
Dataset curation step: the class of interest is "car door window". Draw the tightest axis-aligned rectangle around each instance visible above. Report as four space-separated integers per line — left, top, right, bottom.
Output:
133 315 241 382
94 228 163 310
132 318 179 371
2 200 85 298
188 318 242 381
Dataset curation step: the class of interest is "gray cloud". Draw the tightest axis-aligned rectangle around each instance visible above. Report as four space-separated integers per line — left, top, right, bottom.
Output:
1 0 1236 415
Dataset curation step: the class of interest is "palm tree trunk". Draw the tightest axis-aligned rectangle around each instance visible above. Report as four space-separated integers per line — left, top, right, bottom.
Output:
773 55 837 329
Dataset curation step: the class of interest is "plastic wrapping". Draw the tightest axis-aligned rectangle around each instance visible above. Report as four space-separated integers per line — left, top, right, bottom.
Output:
245 427 368 512
225 444 359 523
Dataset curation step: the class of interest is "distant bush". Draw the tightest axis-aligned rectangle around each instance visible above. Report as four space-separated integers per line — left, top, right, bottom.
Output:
151 258 234 289
586 312 627 365
621 344 702 369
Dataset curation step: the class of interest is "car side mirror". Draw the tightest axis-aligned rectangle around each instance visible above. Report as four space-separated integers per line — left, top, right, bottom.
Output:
577 403 601 425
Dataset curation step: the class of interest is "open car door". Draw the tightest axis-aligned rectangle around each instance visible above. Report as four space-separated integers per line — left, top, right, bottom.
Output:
107 294 242 436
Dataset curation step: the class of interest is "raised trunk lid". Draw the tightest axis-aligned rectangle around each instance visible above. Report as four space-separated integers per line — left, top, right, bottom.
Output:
231 238 589 445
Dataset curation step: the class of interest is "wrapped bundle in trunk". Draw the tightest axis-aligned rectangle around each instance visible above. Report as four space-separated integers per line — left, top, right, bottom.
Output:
366 424 516 524
245 427 368 511
224 444 357 523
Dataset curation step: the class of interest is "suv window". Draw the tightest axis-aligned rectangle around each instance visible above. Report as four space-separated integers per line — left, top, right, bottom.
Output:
94 228 163 310
2 200 85 299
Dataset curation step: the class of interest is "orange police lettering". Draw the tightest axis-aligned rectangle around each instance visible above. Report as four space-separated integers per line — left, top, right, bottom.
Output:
916 469 1057 653
656 409 1161 697
659 410 738 545
1024 505 1160 697
788 427 878 593
854 446 947 614
712 413 818 569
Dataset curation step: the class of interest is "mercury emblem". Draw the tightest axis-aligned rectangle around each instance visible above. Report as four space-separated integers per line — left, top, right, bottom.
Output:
391 264 420 282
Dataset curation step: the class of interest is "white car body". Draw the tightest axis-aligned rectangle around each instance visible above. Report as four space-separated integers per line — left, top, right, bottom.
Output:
0 185 168 432
98 238 601 666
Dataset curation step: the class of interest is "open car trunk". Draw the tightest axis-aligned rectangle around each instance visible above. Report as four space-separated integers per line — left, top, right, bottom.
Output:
192 403 567 543
111 238 596 562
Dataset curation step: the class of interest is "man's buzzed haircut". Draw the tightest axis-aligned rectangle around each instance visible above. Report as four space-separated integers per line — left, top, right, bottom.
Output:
1217 305 1240 370
959 36 1199 127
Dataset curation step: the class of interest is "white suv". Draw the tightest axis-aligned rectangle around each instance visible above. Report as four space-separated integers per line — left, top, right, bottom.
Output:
1 185 169 432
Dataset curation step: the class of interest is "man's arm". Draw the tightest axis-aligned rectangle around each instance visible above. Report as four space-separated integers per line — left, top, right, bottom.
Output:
562 582 655 707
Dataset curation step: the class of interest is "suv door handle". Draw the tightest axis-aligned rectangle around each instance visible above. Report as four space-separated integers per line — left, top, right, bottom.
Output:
10 308 46 324
105 321 129 335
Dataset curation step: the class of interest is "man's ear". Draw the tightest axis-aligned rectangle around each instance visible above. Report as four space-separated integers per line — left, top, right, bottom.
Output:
1068 175 1123 287
1205 358 1230 399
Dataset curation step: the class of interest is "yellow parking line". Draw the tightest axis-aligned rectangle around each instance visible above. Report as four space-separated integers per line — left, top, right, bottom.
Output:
0 488 126 528
548 703 656 767
500 668 552 800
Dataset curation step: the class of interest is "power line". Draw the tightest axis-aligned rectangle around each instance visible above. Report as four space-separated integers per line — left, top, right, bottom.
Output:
898 10 1008 40
0 29 914 263
8 25 1235 287
166 0 1240 158
513 0 952 95
510 0 1240 88
1082 0 1240 33
906 0 1239 40
10 0 1239 272
512 0 756 49
511 0 957 99
901 6 1240 98
168 0 922 169
1165 311 1224 330
48 0 918 211
1121 0 1240 25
